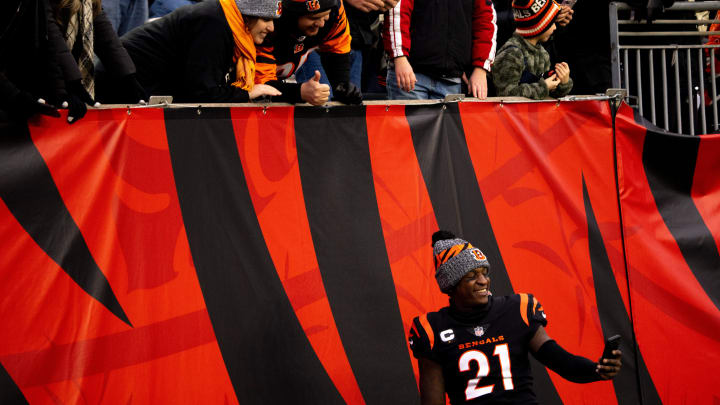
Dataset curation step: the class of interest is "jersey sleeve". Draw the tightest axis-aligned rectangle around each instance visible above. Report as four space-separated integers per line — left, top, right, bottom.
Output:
383 0 414 59
519 293 548 335
472 0 498 71
318 3 351 54
408 315 434 359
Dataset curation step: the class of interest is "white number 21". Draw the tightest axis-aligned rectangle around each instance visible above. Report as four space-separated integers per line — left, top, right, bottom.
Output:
458 344 513 400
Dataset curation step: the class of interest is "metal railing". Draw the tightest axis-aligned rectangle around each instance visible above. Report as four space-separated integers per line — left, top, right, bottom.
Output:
610 1 720 135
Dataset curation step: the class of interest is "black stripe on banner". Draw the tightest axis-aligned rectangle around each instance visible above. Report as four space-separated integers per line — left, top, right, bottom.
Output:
0 118 130 326
642 131 720 312
164 107 344 405
0 361 27 405
295 105 419 405
583 177 662 405
405 103 562 405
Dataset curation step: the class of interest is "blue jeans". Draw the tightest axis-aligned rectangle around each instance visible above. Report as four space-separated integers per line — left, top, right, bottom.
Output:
150 0 195 18
294 51 331 84
103 0 148 36
294 50 363 97
386 69 461 100
349 49 362 89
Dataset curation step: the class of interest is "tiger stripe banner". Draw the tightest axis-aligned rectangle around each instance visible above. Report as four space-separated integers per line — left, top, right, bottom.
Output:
0 100 718 404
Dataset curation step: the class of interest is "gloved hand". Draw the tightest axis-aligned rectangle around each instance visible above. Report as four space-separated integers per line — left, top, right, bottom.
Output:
63 80 97 124
116 74 147 104
332 81 362 105
8 91 60 120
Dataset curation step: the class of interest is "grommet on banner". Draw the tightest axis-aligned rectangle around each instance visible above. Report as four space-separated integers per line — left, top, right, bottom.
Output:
385 105 389 112
325 107 330 113
262 106 267 115
197 106 202 115
442 105 447 110
127 107 131 115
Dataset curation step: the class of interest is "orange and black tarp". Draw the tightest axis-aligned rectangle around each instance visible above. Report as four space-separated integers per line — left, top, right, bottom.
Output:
0 101 718 404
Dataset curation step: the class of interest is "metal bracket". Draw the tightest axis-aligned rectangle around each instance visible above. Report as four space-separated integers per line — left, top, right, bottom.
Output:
148 95 174 106
443 94 465 103
605 88 628 108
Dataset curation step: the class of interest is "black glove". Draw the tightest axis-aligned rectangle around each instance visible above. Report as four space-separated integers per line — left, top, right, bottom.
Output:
332 82 362 105
64 80 96 124
7 91 60 120
116 74 147 104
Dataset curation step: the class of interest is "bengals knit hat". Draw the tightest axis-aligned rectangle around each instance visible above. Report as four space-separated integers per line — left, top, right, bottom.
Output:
283 0 337 15
512 0 561 38
235 0 282 18
432 231 490 293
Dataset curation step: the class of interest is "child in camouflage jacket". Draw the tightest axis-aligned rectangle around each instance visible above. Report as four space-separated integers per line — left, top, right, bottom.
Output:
493 0 573 99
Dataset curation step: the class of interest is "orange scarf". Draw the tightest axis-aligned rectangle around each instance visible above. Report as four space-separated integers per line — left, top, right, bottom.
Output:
219 0 256 91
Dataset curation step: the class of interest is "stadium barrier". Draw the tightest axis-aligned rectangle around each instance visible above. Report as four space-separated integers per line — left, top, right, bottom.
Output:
0 98 718 404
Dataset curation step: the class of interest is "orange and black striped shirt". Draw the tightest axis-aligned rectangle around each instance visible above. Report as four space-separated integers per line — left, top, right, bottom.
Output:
256 3 351 84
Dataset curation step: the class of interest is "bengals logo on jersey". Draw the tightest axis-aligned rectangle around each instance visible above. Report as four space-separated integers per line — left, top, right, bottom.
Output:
276 1 282 16
306 0 321 11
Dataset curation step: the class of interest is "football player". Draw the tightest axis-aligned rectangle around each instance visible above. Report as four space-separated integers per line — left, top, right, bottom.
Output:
409 230 622 404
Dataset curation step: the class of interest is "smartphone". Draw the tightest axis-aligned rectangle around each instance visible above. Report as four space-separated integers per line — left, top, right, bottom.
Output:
561 0 577 8
601 335 622 359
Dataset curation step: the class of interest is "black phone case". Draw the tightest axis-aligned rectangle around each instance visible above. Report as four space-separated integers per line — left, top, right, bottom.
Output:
601 335 621 359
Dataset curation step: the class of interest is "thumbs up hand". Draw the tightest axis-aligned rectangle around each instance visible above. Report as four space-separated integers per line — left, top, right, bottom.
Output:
300 71 330 106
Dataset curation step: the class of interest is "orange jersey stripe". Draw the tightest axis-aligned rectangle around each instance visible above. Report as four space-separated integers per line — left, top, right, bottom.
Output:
418 314 434 349
520 293 529 326
318 2 351 54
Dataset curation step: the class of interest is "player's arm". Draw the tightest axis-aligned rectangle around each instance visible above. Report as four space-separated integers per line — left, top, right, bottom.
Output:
418 357 445 405
530 326 621 382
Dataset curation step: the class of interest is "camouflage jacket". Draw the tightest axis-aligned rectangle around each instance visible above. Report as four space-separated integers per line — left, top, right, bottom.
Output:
492 33 573 99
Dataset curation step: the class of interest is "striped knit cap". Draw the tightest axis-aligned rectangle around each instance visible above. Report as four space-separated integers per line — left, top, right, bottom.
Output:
283 0 337 14
235 0 282 18
512 0 560 38
433 232 490 293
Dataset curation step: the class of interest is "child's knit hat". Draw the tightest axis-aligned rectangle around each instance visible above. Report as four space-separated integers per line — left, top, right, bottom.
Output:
512 0 561 38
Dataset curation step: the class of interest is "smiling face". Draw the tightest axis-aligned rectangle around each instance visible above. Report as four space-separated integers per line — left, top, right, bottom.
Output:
247 17 275 44
449 267 491 310
297 10 331 36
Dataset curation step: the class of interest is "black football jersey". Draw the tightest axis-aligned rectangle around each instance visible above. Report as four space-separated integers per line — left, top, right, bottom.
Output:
409 294 548 404
255 3 351 83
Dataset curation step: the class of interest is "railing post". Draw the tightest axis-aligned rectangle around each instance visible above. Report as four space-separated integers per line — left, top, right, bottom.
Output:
610 2 622 88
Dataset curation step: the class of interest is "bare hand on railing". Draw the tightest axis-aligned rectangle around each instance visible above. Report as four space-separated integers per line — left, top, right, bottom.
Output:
250 84 282 100
345 0 387 12
301 70 331 105
545 75 560 91
556 5 574 27
555 62 570 84
463 67 488 99
394 56 417 92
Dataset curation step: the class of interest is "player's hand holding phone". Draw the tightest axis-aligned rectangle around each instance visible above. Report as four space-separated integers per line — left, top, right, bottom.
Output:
597 335 622 379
